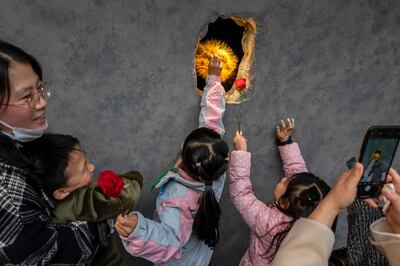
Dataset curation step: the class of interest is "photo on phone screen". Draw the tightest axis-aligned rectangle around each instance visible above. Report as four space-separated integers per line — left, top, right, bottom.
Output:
357 126 400 198
359 138 398 182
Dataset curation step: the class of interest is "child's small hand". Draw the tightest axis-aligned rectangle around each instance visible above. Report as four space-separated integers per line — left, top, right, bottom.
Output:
208 56 222 77
115 214 138 237
233 131 247 151
276 118 295 142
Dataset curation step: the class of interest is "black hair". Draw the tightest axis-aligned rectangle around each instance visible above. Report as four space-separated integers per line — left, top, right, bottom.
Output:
262 172 331 262
0 40 42 106
0 133 33 169
0 41 43 167
181 127 229 248
22 133 80 196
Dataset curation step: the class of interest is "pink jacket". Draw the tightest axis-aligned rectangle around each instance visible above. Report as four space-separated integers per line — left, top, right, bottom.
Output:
229 142 308 266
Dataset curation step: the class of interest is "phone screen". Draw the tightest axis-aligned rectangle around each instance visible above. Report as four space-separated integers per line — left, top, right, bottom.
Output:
358 137 400 197
360 138 399 182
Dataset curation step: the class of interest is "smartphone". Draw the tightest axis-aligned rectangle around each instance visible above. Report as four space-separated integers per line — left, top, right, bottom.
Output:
356 126 400 199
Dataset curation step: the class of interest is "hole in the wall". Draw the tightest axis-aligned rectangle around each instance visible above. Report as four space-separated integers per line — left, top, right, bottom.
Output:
194 16 256 104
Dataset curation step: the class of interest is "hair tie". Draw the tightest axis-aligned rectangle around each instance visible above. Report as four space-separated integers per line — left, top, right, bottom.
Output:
205 180 213 187
310 183 323 200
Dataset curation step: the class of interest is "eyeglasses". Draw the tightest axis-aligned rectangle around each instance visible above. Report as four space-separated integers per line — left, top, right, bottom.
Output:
3 82 51 110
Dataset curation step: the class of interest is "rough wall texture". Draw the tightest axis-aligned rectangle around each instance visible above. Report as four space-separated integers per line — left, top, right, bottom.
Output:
1 0 399 265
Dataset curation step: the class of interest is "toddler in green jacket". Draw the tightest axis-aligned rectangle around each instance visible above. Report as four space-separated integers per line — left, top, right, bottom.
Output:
23 133 143 266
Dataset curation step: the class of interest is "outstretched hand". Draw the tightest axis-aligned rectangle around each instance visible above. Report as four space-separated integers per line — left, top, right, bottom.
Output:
208 56 222 77
233 131 247 151
276 118 295 142
115 214 138 237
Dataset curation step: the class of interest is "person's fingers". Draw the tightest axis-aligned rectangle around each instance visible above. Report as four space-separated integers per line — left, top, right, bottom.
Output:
114 223 126 236
209 56 214 66
364 198 379 208
287 118 292 129
117 214 135 227
276 125 281 135
233 136 238 146
116 214 125 224
280 120 285 130
386 173 393 184
335 162 363 188
345 162 364 186
291 118 295 128
235 131 240 138
114 224 122 234
115 222 123 231
235 131 245 141
388 168 400 192
115 223 130 237
382 186 400 206
378 193 385 202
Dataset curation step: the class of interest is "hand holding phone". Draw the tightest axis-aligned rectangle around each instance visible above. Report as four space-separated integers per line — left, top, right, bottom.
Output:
356 126 400 199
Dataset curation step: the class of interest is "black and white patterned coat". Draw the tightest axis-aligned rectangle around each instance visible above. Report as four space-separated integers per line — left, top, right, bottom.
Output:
0 138 100 265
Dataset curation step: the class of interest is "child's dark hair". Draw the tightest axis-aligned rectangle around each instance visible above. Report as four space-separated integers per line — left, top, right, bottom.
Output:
263 172 331 262
181 127 229 248
22 133 80 196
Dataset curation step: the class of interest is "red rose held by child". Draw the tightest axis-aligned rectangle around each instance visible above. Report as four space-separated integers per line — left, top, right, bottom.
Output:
98 170 125 198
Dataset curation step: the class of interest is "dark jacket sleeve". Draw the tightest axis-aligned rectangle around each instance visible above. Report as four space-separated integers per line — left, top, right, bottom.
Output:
53 170 143 223
0 188 100 265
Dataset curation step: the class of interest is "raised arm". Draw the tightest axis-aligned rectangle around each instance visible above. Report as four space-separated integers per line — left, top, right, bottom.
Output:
229 132 287 236
199 56 225 136
276 119 308 176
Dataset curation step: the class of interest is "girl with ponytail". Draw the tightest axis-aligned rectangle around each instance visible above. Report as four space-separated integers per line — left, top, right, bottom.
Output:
115 57 228 266
229 119 332 266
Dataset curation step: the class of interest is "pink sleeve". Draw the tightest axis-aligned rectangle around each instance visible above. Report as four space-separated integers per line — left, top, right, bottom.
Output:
278 142 308 177
120 191 198 263
229 151 282 236
199 75 225 136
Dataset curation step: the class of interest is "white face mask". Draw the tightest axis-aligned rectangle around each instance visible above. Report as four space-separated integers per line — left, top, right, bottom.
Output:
0 120 48 142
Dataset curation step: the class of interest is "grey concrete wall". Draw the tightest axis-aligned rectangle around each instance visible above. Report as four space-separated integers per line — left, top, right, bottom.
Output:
1 0 399 265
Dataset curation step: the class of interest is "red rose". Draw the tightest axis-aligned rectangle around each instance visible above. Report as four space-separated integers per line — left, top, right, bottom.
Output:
98 170 125 198
234 78 247 90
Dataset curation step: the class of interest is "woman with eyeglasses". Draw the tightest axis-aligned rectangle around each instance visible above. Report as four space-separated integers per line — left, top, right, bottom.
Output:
0 40 104 265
